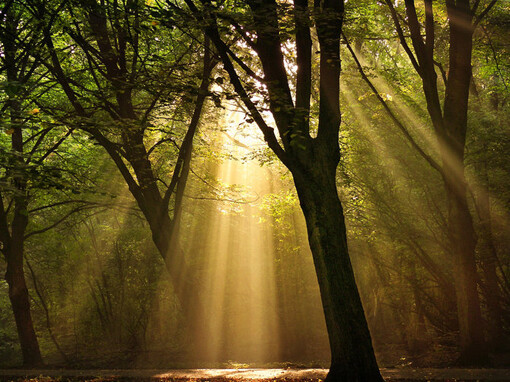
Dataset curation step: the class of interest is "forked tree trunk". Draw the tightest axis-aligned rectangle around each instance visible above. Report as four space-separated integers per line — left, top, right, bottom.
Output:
385 0 489 363
190 0 383 377
292 164 383 382
44 3 214 347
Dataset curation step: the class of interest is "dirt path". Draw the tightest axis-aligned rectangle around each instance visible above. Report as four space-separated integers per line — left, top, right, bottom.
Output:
0 368 509 381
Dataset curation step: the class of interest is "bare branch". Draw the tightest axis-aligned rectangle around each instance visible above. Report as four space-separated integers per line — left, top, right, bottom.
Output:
33 128 74 165
225 46 265 83
29 199 99 213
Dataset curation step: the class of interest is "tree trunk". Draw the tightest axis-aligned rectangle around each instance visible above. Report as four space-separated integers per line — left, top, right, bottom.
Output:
392 0 487 363
292 165 383 382
1 5 43 367
4 240 43 367
442 153 486 364
475 157 504 350
191 0 382 376
441 3 486 362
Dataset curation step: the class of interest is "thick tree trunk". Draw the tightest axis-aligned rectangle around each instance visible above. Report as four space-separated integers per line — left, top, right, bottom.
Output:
194 0 382 375
292 166 383 382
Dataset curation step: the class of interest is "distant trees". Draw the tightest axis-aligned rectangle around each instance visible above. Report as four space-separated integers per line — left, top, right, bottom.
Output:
341 0 502 364
1 0 214 364
379 0 498 364
1 1 131 365
338 0 509 364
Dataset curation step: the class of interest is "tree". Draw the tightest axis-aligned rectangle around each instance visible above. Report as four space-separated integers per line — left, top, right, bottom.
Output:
179 0 383 379
374 0 499 364
0 1 46 366
32 0 216 337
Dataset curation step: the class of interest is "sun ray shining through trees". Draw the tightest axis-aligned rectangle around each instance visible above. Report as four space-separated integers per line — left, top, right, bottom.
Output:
197 123 281 362
0 0 509 380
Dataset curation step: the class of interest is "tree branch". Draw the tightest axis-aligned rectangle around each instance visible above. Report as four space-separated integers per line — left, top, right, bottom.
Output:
184 0 289 166
424 0 435 59
24 204 100 239
474 0 498 27
382 0 421 73
343 33 443 175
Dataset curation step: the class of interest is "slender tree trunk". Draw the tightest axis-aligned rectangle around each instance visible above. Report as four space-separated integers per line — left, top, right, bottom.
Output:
4 230 43 367
2 41 44 364
292 164 383 382
26 259 70 363
473 152 504 350
441 3 486 362
389 0 487 363
5 265 44 368
439 116 485 363
442 165 485 363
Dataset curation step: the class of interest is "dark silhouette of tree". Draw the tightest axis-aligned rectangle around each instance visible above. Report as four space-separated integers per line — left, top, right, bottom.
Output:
179 0 383 380
1 1 46 367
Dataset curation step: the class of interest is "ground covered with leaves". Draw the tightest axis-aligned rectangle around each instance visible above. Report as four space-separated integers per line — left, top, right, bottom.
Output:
1 368 510 382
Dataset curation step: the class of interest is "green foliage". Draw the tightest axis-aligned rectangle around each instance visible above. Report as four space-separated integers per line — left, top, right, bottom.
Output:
0 0 508 369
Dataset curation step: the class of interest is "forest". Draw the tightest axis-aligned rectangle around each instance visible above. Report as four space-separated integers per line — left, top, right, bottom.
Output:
0 0 509 381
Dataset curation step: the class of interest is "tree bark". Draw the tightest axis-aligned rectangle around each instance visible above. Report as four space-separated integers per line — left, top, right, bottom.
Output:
1 104 44 368
442 158 486 363
4 236 44 367
0 3 49 367
5 260 43 367
293 165 383 381
442 1 486 363
474 155 504 349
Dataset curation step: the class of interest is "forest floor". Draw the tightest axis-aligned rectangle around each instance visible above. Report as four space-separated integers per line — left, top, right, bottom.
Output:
0 368 509 382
